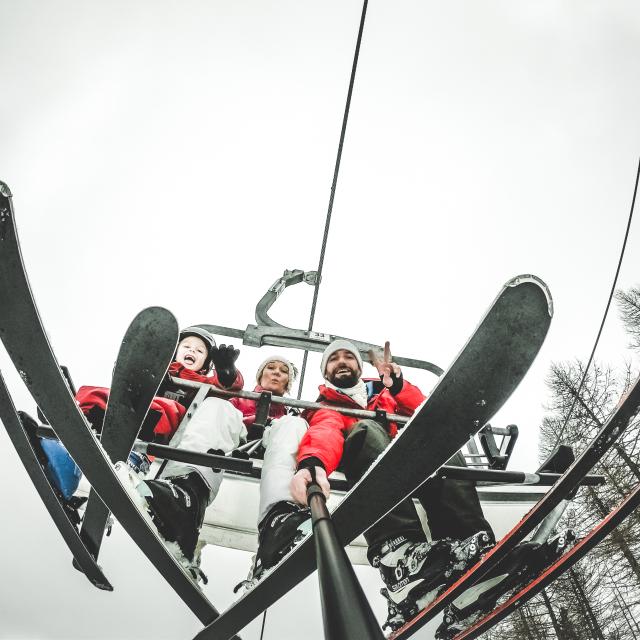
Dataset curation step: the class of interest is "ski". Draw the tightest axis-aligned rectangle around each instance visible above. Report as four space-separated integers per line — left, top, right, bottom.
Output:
193 274 553 640
0 182 232 631
390 372 640 639
0 370 113 590
74 307 177 569
451 480 640 639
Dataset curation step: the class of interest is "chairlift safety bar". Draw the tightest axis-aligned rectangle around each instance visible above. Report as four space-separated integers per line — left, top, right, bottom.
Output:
170 377 412 424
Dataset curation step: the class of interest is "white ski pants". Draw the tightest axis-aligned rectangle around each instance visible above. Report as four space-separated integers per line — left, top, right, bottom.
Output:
258 415 308 524
161 397 247 505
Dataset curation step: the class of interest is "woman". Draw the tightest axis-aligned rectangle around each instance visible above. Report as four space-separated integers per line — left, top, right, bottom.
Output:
231 355 310 576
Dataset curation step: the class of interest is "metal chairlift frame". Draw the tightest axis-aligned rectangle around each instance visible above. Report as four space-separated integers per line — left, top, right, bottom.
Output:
197 269 444 376
193 268 522 470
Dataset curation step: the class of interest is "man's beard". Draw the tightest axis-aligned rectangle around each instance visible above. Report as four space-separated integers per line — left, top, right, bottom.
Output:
328 369 360 389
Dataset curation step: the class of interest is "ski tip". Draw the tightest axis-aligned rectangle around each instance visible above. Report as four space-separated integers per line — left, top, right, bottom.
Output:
132 307 179 332
0 181 12 198
72 557 114 591
137 305 175 317
505 274 553 318
95 579 114 592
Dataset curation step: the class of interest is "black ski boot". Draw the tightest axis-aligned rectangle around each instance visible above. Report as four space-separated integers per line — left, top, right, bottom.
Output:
436 529 576 640
253 501 311 579
138 471 210 563
375 532 494 634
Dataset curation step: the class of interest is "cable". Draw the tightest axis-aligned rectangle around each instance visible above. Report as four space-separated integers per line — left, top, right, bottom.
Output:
258 6 370 634
259 610 267 640
557 156 640 441
297 0 369 399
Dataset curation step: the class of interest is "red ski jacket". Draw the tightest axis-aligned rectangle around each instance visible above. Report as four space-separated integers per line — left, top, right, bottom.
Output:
230 386 288 427
298 378 426 476
76 361 244 441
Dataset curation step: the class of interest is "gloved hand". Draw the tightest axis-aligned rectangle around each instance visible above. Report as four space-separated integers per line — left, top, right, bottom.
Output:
369 341 403 395
211 343 240 387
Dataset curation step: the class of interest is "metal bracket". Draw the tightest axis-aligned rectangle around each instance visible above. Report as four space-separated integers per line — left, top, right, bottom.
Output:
247 391 272 443
268 270 305 296
163 389 186 403
374 408 388 429
479 423 519 470
304 271 320 286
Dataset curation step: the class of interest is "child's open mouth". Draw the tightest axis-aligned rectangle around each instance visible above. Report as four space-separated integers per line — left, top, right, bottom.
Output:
184 354 196 365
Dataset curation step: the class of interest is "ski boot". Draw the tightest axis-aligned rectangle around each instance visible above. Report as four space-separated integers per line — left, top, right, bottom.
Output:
375 531 494 635
136 471 210 564
436 529 576 639
251 501 311 582
127 450 151 476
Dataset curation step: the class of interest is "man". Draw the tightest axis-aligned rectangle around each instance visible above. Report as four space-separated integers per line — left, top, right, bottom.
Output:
256 338 494 631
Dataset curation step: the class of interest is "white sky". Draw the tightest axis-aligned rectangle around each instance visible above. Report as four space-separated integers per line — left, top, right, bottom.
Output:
1 2 640 639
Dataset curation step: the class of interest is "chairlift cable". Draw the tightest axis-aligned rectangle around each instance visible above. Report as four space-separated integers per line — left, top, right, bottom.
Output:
257 6 370 637
297 0 369 399
259 610 267 640
557 156 639 442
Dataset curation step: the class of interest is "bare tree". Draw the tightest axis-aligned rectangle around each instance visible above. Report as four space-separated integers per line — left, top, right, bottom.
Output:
478 288 640 639
616 286 640 350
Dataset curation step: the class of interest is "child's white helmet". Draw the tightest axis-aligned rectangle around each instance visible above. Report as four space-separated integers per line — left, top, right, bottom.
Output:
178 326 217 373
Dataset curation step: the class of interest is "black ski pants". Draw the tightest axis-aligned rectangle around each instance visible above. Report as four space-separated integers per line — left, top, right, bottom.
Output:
339 419 494 563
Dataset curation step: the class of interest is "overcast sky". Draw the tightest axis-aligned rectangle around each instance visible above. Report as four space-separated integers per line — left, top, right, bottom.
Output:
1 2 640 639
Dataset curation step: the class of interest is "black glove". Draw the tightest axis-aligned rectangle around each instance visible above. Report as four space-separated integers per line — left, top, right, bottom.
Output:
381 370 403 396
211 343 240 387
297 456 326 473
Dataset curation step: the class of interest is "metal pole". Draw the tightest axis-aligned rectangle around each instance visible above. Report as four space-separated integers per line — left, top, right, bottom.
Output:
32 427 607 487
306 481 385 640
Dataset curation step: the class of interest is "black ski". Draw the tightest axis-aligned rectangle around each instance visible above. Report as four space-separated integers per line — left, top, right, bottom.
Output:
0 182 231 630
0 371 113 590
74 307 177 569
452 479 640 639
390 373 640 639
193 274 553 640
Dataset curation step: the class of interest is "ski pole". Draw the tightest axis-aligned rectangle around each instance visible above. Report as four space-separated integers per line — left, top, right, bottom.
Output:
306 472 385 640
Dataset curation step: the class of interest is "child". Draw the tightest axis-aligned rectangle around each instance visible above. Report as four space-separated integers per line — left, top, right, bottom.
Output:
134 328 247 570
76 326 244 447
29 326 246 573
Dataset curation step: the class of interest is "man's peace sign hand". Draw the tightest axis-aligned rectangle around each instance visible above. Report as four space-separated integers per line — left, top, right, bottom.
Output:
368 341 402 389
